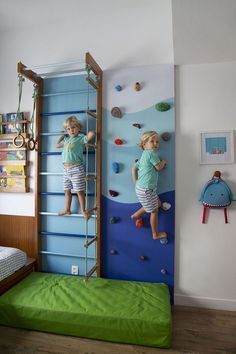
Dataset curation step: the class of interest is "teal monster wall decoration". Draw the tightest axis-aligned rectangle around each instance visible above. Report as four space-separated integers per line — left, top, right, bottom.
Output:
199 171 234 224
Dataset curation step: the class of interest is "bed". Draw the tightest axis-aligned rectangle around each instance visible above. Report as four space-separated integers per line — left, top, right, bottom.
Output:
0 246 35 294
0 272 172 348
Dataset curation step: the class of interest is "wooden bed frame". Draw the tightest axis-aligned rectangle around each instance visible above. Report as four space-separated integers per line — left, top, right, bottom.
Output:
0 258 36 295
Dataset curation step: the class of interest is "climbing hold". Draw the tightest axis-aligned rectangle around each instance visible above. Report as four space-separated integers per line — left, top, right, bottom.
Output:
161 132 171 141
161 268 168 275
140 255 146 261
109 216 117 224
161 202 171 211
135 82 141 91
114 138 123 145
160 237 168 245
109 190 119 197
110 249 117 255
155 102 171 112
112 162 120 173
133 123 141 129
136 218 144 228
111 107 122 118
115 85 122 92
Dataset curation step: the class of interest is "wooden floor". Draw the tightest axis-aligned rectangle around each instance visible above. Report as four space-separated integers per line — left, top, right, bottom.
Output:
0 306 235 354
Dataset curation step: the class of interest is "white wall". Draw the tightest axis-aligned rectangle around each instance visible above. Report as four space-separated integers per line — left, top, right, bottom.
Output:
175 62 236 310
0 0 173 216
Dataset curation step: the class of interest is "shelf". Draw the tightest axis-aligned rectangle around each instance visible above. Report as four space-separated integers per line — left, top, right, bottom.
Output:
0 120 29 126
0 160 27 166
0 147 26 151
0 186 29 193
0 115 30 193
0 174 26 179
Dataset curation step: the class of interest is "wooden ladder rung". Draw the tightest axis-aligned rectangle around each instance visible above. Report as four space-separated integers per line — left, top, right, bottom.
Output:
85 175 97 181
87 206 97 214
85 143 97 149
86 110 97 119
86 77 98 90
85 263 98 278
84 236 98 248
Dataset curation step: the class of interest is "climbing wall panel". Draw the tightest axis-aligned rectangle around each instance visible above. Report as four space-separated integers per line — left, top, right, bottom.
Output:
101 65 175 301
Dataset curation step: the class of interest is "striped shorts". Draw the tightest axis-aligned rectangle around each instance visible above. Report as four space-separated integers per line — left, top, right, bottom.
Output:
135 185 159 213
63 164 85 192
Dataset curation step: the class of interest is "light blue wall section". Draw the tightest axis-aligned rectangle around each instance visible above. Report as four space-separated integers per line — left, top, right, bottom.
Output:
39 73 97 276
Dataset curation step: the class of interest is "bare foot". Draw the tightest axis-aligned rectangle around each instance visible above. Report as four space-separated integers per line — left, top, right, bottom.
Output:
82 210 90 220
153 232 167 240
131 213 138 220
58 210 71 216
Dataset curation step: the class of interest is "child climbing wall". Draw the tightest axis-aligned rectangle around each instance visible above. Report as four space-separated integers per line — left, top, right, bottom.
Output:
102 65 175 302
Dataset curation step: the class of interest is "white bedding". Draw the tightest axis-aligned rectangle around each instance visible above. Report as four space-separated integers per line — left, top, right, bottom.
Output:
0 246 27 281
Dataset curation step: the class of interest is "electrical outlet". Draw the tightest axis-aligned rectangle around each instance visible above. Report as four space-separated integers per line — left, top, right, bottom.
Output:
71 265 79 275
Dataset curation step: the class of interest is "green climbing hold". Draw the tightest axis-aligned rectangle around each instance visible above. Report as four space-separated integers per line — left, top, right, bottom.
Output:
110 216 117 224
155 102 171 112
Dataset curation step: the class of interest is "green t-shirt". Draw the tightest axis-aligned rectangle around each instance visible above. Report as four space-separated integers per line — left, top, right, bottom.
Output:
135 150 160 189
61 134 87 164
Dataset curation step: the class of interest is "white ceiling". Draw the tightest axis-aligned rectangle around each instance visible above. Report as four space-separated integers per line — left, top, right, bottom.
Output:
0 0 236 65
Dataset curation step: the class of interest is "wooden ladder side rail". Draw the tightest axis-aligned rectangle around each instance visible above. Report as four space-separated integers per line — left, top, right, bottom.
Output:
85 52 102 278
85 52 102 78
17 62 44 271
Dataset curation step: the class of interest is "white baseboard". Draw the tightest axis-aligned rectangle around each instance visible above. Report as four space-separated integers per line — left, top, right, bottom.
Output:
174 293 236 311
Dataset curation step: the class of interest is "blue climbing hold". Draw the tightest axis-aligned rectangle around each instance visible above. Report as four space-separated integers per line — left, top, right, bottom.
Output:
115 85 122 92
112 162 120 173
160 237 168 245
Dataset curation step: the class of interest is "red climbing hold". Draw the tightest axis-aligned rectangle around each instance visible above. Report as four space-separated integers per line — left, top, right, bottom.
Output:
136 218 144 228
114 138 123 145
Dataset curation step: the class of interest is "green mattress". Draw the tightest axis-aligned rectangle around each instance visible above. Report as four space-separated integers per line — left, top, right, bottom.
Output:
0 272 171 348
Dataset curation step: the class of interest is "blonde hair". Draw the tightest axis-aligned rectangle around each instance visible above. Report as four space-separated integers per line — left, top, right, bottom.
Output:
139 130 159 150
63 116 82 130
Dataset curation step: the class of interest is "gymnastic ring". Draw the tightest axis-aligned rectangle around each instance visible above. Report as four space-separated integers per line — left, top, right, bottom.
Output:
13 134 25 148
27 137 36 151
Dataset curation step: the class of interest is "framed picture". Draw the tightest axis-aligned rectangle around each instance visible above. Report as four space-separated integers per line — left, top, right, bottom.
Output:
200 130 235 164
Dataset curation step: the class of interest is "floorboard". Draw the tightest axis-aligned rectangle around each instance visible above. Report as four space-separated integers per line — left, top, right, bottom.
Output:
0 306 235 354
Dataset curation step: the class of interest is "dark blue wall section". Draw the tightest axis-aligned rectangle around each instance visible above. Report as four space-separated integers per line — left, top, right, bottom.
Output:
101 191 175 302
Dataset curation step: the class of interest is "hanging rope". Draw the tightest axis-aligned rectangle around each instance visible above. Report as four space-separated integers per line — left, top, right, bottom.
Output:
27 83 38 151
13 74 25 148
85 64 91 79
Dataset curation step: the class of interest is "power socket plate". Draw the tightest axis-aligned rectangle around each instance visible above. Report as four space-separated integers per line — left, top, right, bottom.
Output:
71 265 79 275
